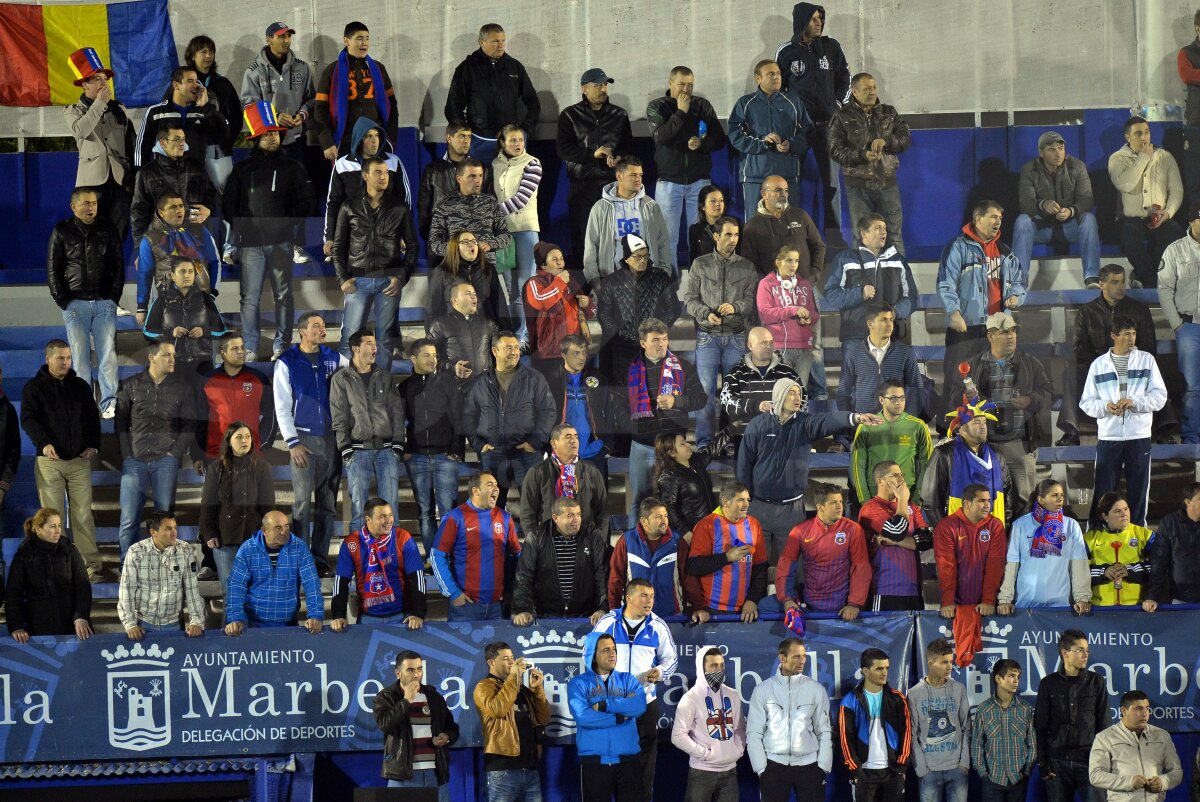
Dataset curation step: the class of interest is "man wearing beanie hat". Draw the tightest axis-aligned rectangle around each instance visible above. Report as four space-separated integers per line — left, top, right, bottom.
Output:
737 377 882 560
918 398 1012 526
596 235 682 382
222 102 316 360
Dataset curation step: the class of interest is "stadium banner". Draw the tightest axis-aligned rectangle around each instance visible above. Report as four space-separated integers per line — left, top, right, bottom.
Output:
914 608 1199 728
0 613 914 764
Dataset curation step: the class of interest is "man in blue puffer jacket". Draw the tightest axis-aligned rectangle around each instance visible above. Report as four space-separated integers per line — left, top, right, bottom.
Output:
568 630 647 802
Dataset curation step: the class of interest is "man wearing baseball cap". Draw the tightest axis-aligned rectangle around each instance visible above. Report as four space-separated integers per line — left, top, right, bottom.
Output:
556 68 634 264
1013 130 1100 288
241 23 315 156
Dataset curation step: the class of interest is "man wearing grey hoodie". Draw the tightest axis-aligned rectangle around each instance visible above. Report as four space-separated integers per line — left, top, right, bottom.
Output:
746 638 832 802
583 157 674 287
671 645 746 802
907 638 971 802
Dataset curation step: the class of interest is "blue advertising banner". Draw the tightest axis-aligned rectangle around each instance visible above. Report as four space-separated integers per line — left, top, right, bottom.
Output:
914 609 1199 728
0 613 915 764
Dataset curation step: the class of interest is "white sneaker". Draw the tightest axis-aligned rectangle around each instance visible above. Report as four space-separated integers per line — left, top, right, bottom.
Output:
100 400 116 419
222 250 238 266
293 246 312 264
116 305 133 317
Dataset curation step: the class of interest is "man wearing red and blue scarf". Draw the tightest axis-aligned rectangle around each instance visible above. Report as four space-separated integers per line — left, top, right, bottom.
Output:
314 21 398 160
330 497 426 631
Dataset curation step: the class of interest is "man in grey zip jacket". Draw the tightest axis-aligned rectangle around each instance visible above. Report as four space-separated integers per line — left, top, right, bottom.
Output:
747 637 832 802
1089 690 1181 802
329 329 406 534
583 157 674 287
240 22 316 149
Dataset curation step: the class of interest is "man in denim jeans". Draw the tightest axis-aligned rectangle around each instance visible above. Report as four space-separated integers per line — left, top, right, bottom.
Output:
683 216 756 449
115 342 197 559
47 187 123 418
274 313 349 575
330 329 405 533
401 338 462 556
908 638 971 802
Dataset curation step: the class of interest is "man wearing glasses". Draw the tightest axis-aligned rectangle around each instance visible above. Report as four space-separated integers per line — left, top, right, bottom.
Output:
1033 630 1107 802
851 378 931 503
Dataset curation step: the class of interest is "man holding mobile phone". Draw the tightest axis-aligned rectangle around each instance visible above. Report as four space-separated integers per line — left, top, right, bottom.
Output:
474 641 551 801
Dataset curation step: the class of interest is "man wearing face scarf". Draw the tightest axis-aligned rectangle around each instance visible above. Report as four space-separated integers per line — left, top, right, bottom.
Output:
671 645 746 802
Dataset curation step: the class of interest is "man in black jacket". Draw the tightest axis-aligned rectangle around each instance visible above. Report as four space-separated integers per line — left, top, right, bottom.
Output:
1058 264 1177 445
130 120 220 248
556 68 634 262
646 66 727 264
20 340 102 580
519 423 607 537
223 105 316 360
464 332 556 511
595 235 682 382
401 339 463 554
1033 630 1107 802
333 156 416 368
48 187 124 418
417 121 493 250
544 334 613 479
1144 482 1200 609
114 342 198 560
511 497 608 626
134 65 228 169
373 649 459 797
444 23 540 163
426 281 498 382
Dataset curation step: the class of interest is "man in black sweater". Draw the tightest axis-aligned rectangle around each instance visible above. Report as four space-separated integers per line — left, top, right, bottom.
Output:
511 497 608 626
1033 629 1108 802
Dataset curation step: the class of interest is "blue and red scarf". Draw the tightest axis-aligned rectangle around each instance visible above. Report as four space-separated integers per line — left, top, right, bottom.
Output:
329 49 389 147
355 527 397 611
553 454 578 498
1029 501 1065 558
627 351 685 420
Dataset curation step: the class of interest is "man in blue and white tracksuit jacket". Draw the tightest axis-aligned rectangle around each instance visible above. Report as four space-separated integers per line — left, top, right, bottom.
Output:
1080 318 1167 526
273 313 349 572
592 577 678 797
747 637 833 799
568 630 647 802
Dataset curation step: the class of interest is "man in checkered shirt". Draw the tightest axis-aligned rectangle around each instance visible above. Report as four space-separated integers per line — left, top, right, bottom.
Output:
117 509 205 639
225 509 324 634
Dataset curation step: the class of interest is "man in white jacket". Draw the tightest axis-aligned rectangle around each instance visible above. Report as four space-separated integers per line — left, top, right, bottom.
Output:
1079 315 1167 526
670 645 746 802
746 638 833 802
1088 690 1182 802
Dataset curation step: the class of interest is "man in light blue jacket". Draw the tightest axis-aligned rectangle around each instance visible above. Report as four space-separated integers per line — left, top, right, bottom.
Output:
747 637 833 801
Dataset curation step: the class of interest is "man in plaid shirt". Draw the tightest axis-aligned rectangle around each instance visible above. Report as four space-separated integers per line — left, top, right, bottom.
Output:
117 510 205 639
225 510 324 634
971 658 1035 802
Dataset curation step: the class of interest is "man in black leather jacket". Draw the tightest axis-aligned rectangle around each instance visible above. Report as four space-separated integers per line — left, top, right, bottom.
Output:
426 282 499 383
1033 630 1107 802
373 650 459 796
332 156 416 368
511 497 608 626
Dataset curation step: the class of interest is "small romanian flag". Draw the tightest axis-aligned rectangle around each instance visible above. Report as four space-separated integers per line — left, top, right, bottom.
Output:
0 0 177 108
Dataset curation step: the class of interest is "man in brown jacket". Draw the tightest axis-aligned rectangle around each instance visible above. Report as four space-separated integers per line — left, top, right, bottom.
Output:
473 641 551 799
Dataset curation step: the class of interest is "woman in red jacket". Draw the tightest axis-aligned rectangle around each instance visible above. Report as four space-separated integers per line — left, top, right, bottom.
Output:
522 241 591 374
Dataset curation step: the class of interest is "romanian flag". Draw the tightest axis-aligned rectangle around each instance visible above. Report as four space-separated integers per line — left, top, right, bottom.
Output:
0 0 176 108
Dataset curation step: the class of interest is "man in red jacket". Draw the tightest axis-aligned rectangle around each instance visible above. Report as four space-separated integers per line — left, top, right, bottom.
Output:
198 332 275 459
777 483 872 620
933 483 1006 619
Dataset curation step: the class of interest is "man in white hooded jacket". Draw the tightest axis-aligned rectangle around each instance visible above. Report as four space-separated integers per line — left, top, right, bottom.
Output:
671 645 746 802
746 637 833 802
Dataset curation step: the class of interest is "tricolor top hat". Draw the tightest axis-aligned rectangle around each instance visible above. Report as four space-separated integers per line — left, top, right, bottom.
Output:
243 101 287 138
69 47 114 86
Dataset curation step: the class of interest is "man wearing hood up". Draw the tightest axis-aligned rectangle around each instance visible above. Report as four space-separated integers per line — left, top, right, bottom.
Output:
324 118 414 259
314 21 398 160
584 156 674 287
737 378 882 559
746 638 832 802
775 3 851 231
936 200 1025 408
672 645 747 802
567 631 647 802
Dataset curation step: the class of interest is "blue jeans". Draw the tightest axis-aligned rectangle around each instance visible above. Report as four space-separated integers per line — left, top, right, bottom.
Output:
807 345 830 412
504 230 539 342
345 448 401 534
845 183 905 256
389 769 449 802
981 777 1028 802
486 768 542 802
627 439 657 522
292 433 341 569
1092 437 1152 526
213 544 239 590
447 600 504 621
239 243 294 356
117 455 180 559
406 453 461 554
693 331 747 447
655 178 707 265
480 450 540 515
63 299 118 409
470 134 500 164
1012 212 1100 281
919 769 969 802
340 276 398 370
1177 322 1200 443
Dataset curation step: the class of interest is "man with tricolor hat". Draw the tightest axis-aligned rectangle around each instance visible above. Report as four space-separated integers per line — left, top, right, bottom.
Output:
64 47 134 243
314 21 398 161
918 396 1013 526
222 101 315 360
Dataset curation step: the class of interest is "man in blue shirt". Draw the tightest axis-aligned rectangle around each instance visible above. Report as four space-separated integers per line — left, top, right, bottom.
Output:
225 510 324 633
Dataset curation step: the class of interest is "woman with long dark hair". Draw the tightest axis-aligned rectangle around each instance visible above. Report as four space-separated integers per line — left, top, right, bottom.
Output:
200 422 275 587
687 185 737 261
6 507 92 642
425 230 503 322
1082 491 1153 608
998 479 1089 613
653 432 716 540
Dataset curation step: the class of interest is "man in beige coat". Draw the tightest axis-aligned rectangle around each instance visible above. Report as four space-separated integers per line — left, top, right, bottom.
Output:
1108 115 1184 288
1089 690 1182 802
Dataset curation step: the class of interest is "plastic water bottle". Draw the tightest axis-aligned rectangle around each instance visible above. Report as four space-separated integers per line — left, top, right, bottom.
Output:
959 362 979 404
698 121 708 139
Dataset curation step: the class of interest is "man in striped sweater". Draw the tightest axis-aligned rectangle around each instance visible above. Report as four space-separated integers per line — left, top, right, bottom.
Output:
859 460 931 611
834 304 923 451
777 483 872 620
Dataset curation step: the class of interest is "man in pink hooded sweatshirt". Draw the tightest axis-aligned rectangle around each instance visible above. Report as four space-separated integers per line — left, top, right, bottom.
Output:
670 644 746 801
